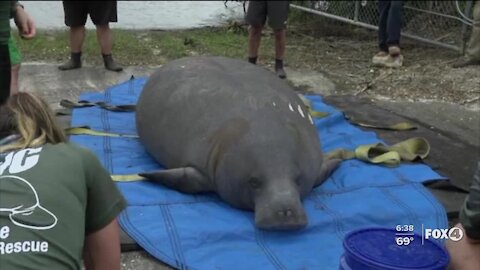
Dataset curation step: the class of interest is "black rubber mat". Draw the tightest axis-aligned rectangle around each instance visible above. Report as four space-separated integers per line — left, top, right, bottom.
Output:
323 95 478 219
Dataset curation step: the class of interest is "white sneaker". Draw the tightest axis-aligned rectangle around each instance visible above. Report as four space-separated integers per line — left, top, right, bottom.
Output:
384 54 404 68
372 51 389 66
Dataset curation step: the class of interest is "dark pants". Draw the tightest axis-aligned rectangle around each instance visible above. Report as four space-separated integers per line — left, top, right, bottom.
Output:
378 0 405 52
0 44 11 106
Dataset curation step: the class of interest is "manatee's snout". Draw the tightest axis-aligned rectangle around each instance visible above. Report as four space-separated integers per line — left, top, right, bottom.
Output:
254 185 308 231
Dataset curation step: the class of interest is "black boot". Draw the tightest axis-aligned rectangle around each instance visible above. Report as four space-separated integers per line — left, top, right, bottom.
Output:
103 54 123 72
275 59 286 79
58 52 82 70
248 56 258 65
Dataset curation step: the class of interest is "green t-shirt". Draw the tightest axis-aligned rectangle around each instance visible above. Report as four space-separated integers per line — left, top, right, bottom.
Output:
0 142 127 269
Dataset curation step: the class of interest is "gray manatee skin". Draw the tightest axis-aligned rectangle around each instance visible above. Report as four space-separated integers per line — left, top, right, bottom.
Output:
136 56 339 230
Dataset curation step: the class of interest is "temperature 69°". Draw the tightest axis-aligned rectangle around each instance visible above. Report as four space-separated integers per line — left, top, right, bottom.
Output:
396 236 414 246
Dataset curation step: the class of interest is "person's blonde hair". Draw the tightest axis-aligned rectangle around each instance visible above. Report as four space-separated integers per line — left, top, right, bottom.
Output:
0 92 67 152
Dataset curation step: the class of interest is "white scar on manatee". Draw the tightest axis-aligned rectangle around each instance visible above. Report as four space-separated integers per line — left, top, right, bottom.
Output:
297 105 305 118
308 114 314 125
289 103 294 112
272 102 277 107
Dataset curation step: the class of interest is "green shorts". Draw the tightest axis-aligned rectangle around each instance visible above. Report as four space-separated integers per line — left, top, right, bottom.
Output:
8 35 22 65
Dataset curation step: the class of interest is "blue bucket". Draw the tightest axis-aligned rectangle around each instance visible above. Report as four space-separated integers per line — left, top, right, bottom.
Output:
339 227 450 270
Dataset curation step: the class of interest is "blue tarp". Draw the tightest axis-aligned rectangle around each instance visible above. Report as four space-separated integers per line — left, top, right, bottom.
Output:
70 78 448 270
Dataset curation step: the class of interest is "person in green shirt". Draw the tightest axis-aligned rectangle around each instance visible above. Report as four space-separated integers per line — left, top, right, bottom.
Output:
452 0 480 68
446 161 480 269
0 92 127 270
0 1 35 105
9 34 22 95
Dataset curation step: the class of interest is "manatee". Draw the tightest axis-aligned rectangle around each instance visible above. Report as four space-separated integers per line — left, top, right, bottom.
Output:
136 56 340 230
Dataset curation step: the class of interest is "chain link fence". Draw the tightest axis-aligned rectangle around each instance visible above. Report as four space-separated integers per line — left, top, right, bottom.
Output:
290 0 475 52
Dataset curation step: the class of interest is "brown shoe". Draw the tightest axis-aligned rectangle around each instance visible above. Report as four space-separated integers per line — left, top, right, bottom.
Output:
388 46 401 57
452 57 480 68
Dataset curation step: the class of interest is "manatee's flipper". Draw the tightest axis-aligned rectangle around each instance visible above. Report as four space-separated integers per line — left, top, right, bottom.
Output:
139 167 212 194
314 159 342 187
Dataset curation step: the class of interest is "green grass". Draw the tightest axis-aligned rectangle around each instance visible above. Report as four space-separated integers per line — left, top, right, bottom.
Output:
12 26 278 66
11 14 367 68
11 15 342 67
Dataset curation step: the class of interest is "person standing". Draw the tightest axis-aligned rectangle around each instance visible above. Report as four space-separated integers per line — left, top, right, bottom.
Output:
0 1 35 105
452 0 480 68
9 34 22 95
372 0 405 68
446 162 480 269
58 1 123 72
245 1 290 79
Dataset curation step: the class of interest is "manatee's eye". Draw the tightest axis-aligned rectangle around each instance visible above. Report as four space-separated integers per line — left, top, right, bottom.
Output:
295 177 302 187
248 178 262 189
295 175 303 187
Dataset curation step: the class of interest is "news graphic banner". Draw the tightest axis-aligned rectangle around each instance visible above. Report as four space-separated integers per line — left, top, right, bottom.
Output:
69 78 449 270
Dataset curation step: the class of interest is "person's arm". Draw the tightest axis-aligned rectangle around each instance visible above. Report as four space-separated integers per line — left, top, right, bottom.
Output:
12 2 36 39
460 161 480 242
83 219 122 270
78 145 127 270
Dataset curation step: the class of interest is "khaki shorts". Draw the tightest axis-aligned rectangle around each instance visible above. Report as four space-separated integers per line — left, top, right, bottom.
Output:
245 1 290 30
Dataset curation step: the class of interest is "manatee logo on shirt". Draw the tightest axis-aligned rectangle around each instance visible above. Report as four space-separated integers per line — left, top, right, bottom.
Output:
0 175 57 230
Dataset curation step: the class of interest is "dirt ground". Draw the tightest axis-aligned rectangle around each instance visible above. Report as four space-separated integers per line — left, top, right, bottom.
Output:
281 24 479 109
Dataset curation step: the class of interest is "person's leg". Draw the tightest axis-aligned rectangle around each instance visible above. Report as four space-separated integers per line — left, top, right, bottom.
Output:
8 36 22 95
95 24 121 71
454 0 480 67
0 45 12 105
10 64 20 95
59 1 88 70
465 1 480 61
386 0 404 55
248 25 263 64
69 26 86 54
377 0 391 53
267 1 289 79
373 0 391 65
89 1 122 72
245 1 267 64
274 30 286 62
96 24 112 55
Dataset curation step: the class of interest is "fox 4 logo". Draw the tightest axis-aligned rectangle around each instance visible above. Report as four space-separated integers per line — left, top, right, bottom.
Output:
425 227 464 242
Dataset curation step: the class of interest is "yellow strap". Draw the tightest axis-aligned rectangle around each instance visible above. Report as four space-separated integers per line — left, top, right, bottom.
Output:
298 94 330 118
354 144 401 167
309 110 330 118
65 126 139 138
345 115 417 131
325 137 430 167
65 127 142 182
111 174 145 182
